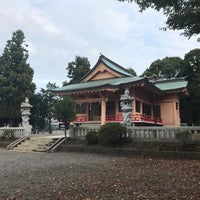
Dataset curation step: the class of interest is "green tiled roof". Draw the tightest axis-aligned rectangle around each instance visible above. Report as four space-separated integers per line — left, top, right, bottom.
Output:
53 76 187 93
80 54 132 81
53 76 144 92
154 78 188 91
52 54 188 94
101 57 132 77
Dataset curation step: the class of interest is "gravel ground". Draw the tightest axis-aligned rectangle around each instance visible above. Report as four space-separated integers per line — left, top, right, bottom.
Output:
0 148 200 200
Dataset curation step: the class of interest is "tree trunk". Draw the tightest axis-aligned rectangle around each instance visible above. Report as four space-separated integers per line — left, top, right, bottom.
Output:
64 127 67 138
64 122 68 138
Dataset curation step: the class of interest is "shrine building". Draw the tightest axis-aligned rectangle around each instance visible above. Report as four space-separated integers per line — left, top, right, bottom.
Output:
53 54 188 127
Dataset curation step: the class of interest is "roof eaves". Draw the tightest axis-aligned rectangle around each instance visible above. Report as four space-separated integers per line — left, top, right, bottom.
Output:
162 88 188 96
52 77 144 94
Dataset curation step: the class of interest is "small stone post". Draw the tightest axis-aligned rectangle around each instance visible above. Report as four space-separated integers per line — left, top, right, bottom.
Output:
21 97 33 136
120 88 134 126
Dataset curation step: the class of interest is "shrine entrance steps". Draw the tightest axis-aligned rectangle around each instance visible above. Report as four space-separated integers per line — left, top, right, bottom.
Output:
7 135 66 153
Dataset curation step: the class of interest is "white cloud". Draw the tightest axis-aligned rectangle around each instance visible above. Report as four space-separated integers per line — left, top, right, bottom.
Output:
0 0 199 91
28 11 61 36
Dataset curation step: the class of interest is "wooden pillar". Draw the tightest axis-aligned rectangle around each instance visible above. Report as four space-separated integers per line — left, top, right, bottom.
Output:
101 99 106 125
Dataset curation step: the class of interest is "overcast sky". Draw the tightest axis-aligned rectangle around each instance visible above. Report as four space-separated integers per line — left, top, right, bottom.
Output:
0 0 199 92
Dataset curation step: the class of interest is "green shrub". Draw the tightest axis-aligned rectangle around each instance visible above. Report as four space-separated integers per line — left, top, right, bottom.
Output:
0 130 15 140
86 131 98 144
98 123 127 145
175 131 192 144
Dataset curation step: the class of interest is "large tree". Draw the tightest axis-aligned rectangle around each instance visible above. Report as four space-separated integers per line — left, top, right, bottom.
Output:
0 30 35 126
30 83 58 134
29 93 47 133
66 55 90 84
142 57 185 79
119 0 200 40
40 82 58 133
54 96 76 138
181 48 200 125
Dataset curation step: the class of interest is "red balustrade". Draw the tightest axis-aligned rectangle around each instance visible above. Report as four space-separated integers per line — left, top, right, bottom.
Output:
74 115 88 122
74 113 162 125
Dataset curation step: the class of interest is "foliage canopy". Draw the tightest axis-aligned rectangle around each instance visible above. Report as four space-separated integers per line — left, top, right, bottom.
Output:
119 0 200 40
66 55 90 84
181 48 200 125
0 30 35 126
54 96 76 137
30 82 58 133
142 57 185 79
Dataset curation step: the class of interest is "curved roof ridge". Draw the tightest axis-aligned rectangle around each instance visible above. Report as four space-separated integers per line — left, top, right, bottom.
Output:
100 54 132 77
80 54 133 82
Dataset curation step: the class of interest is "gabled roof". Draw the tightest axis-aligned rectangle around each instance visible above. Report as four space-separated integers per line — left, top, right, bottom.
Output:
80 54 132 82
154 78 188 92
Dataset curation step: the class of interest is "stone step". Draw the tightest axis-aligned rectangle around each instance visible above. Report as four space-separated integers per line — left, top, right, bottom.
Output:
12 148 35 152
33 148 49 152
12 136 61 152
19 141 53 146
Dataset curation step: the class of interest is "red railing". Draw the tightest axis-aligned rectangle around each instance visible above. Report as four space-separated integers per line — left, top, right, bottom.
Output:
74 115 88 122
74 114 162 125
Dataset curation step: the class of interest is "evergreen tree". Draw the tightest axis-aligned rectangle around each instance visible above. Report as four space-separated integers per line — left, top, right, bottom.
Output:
66 56 90 84
30 82 58 134
40 82 58 133
127 67 137 76
181 48 200 125
29 93 47 133
142 57 185 79
0 30 35 126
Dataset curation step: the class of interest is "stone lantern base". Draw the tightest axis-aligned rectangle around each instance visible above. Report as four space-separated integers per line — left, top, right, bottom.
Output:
23 124 32 136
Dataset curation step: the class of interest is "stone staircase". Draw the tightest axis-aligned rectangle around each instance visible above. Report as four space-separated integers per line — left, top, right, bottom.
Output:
8 136 65 153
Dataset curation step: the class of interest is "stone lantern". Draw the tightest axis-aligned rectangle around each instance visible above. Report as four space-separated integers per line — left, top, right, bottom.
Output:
120 88 134 126
21 97 32 136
